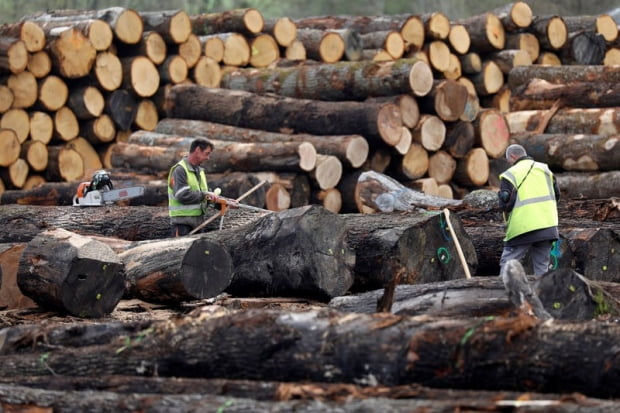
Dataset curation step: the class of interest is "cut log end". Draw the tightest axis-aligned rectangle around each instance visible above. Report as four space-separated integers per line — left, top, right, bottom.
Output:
297 141 317 172
377 103 403 146
409 60 434 97
180 239 233 299
346 137 370 168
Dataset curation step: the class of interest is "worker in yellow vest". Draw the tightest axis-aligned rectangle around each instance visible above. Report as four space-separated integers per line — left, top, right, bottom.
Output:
168 138 221 237
498 144 560 276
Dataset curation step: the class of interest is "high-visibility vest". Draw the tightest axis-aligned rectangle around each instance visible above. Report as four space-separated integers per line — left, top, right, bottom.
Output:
500 159 558 241
168 160 208 217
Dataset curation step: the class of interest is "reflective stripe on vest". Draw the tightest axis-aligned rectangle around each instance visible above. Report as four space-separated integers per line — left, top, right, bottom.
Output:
500 160 558 241
168 160 208 217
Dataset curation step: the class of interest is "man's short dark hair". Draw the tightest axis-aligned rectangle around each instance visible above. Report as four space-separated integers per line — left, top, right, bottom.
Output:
190 137 214 153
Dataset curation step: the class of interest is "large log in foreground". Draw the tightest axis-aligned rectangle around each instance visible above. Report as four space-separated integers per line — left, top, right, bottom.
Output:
2 308 620 398
165 84 403 146
202 205 356 300
17 228 125 317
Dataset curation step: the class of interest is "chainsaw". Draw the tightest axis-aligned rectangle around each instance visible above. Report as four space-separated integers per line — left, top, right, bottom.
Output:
73 170 145 207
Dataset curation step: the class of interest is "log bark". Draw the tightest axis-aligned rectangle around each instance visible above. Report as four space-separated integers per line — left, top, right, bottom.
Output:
165 84 403 146
560 31 606 65
511 132 619 171
67 85 104 119
341 211 477 292
153 119 369 168
17 228 125 317
564 14 618 43
120 237 233 304
556 171 620 199
219 57 434 100
200 205 355 300
0 21 46 52
507 64 620 90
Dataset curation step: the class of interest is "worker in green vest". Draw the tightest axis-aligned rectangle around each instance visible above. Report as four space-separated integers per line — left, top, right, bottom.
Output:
498 144 560 276
168 138 221 237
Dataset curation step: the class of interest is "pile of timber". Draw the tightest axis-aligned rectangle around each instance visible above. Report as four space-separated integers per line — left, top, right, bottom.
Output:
1 3 619 212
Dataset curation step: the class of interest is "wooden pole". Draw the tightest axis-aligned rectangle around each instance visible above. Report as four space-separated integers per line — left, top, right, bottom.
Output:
443 208 472 279
189 180 267 235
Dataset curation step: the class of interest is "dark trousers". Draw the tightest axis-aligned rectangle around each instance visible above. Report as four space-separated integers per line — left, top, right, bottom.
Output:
172 224 193 237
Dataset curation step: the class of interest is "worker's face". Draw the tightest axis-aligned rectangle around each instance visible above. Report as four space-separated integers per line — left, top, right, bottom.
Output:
196 147 212 163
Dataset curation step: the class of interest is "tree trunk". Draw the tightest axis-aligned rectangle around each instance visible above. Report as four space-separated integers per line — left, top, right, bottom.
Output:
295 28 345 63
491 1 533 31
560 31 606 65
17 228 125 317
504 32 539 61
453 148 489 187
411 114 445 151
263 16 297 47
443 120 475 159
120 237 233 304
474 109 510 159
420 79 468 122
220 57 434 100
511 132 619 171
201 205 355 301
470 60 504 95
47 27 96 78
0 21 46 52
556 171 620 199
165 84 403 146
153 119 369 168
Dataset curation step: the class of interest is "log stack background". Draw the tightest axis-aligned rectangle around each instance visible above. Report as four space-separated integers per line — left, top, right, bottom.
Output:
0 2 619 212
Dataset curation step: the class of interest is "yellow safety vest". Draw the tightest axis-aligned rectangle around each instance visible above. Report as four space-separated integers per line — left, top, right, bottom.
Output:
500 159 558 241
168 160 208 217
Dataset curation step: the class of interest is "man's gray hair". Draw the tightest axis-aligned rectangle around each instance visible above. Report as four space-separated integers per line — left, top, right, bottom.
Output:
505 144 527 160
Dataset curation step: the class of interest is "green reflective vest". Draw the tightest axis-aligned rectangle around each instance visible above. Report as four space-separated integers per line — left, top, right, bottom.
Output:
500 159 558 241
168 160 208 217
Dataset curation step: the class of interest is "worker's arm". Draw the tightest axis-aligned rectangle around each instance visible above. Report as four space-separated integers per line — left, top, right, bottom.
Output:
498 178 516 212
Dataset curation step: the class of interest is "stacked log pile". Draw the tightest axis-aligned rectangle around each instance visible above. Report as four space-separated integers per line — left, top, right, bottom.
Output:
1 2 618 211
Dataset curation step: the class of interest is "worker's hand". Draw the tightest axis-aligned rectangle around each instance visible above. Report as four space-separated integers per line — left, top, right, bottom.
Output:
204 192 220 203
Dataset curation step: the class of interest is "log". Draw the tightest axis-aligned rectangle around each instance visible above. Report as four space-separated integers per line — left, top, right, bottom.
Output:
1 158 28 188
20 140 48 172
507 65 620 90
560 31 606 65
0 84 13 112
263 16 297 47
105 89 138 131
29 111 53 144
1 108 29 143
219 57 434 100
115 31 167 65
295 28 345 63
36 74 67 111
355 171 462 214
5 70 38 108
189 8 264 36
470 60 504 95
0 21 46 52
486 49 532 74
248 33 279 68
5 308 620 398
310 154 342 190
157 55 187 84
201 205 355 300
120 237 232 304
424 40 450 71
111 137 317 174
140 10 191 44
456 12 505 52
47 27 96 78
67 85 104 119
200 35 224 62
556 171 620 199
0 243 36 309
0 36 27 74
443 120 475 159
396 142 429 181
510 132 619 171
562 227 620 282
341 211 477 291
17 228 125 317
504 32 540 61
253 172 311 209
81 114 117 144
91 51 123 92
505 107 620 136
191 55 222 87
420 79 468 122
0 128 20 167
411 114 445 151
510 79 620 110
491 2 533 31
474 109 509 159
36 19 113 52
453 148 489 187
529 15 568 50
45 144 84 182
427 150 456 185
563 14 618 43
165 85 404 146
153 120 369 168
121 56 159 97
447 24 470 55
360 30 404 59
